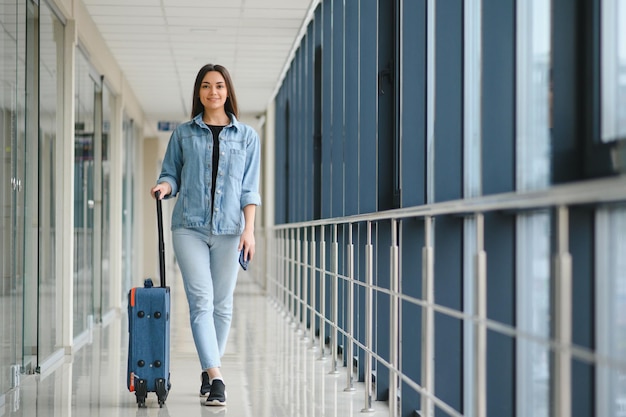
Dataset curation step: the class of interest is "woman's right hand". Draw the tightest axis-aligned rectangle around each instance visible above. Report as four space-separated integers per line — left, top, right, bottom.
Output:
151 182 172 200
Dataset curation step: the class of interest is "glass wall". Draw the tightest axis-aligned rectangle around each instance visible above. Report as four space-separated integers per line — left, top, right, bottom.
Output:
0 0 24 398
122 114 136 301
1 0 120 395
73 48 97 338
38 0 64 363
21 0 39 373
2 0 67 389
101 84 112 315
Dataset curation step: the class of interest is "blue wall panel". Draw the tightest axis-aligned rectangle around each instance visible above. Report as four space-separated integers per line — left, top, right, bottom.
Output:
399 0 427 412
344 0 359 217
294 47 304 222
433 2 464 415
357 0 379 386
321 1 333 221
482 1 516 415
433 218 463 417
305 25 315 222
400 0 426 209
313 5 323 332
377 0 397 212
343 0 364 381
313 7 322 221
570 208 594 416
482 0 515 196
374 0 395 402
484 213 515 416
331 0 345 218
274 87 287 224
358 0 378 215
343 5 362 374
433 0 463 204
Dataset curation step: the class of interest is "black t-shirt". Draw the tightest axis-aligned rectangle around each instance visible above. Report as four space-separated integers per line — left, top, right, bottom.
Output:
208 125 225 206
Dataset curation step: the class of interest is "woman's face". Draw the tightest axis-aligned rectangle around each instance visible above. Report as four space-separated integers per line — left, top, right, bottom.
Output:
199 70 228 112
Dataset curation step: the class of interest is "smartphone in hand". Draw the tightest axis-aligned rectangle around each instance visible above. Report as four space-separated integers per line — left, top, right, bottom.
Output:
239 250 249 271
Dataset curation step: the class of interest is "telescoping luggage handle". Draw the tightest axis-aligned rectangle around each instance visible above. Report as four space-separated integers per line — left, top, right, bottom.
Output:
155 191 166 288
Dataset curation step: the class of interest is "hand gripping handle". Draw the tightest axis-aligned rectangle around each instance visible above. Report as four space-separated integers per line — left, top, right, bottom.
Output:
155 191 166 287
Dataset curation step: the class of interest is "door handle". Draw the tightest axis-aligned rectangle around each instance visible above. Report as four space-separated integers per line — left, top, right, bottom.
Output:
10 178 21 191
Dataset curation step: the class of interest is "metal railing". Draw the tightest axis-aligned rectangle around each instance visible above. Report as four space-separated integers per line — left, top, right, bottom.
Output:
263 175 626 417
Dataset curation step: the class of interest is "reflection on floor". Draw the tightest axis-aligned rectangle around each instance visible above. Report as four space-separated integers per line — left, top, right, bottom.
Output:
2 273 389 417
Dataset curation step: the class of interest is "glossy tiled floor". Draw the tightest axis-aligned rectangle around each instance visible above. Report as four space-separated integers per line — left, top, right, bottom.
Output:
2 273 389 417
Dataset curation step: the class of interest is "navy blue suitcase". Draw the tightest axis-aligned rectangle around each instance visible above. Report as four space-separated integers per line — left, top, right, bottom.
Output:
127 193 171 407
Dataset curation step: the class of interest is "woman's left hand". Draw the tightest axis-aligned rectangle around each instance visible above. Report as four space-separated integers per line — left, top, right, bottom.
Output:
238 229 255 261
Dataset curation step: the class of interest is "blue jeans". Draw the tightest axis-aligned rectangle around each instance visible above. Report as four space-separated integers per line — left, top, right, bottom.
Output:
172 227 240 370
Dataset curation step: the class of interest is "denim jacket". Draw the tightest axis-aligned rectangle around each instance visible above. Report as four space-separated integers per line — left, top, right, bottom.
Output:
157 113 261 235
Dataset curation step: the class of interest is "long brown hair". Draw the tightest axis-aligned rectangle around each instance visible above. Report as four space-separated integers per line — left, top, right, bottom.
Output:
190 64 239 119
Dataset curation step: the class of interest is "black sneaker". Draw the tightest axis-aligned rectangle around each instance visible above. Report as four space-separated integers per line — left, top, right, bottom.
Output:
199 371 211 397
205 379 227 406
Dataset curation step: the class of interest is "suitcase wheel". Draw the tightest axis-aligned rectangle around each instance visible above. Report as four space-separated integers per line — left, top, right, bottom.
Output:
155 378 169 407
135 378 148 408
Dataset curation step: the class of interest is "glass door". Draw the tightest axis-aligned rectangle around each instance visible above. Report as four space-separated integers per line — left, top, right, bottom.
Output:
100 84 113 316
37 0 65 364
74 48 98 338
0 0 26 396
122 115 136 301
21 0 39 374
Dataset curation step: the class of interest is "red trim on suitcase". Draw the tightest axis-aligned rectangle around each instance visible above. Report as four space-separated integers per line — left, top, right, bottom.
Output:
129 372 135 392
130 288 136 307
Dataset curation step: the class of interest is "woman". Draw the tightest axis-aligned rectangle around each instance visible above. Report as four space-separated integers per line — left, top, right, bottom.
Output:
151 64 261 406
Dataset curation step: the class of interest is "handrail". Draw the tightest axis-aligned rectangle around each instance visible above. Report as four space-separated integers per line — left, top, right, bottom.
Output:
271 175 626 230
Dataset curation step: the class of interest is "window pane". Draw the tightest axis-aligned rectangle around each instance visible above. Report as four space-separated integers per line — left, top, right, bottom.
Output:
601 0 626 142
38 0 64 361
516 0 552 190
0 0 21 396
464 0 482 198
122 115 136 301
596 206 626 416
73 49 96 337
517 213 551 417
516 1 552 411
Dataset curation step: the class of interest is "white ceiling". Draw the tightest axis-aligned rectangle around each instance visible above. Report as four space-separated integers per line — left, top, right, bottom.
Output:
81 0 315 131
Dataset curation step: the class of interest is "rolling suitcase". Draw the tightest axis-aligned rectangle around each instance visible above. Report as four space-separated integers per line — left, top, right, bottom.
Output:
127 192 171 408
